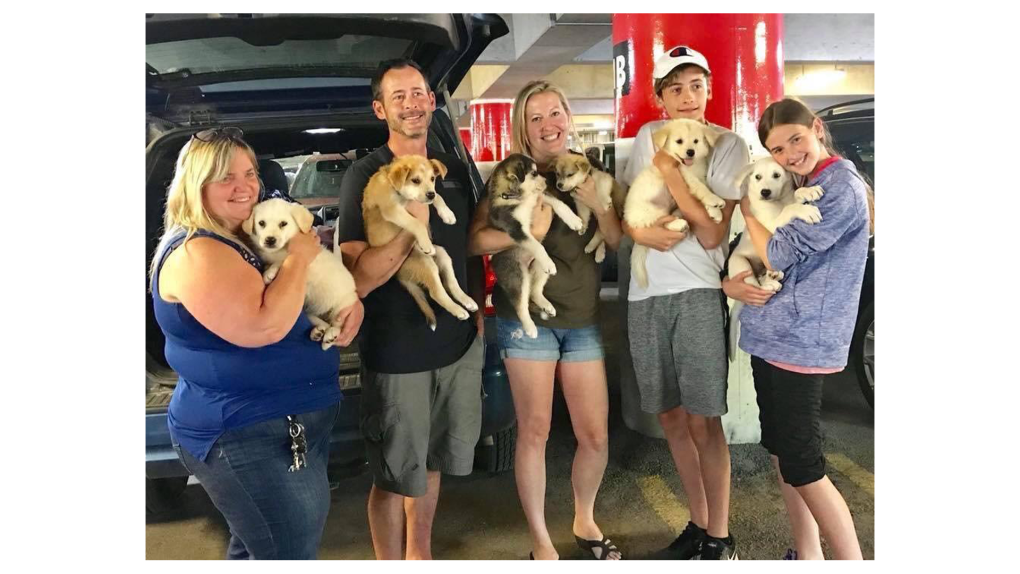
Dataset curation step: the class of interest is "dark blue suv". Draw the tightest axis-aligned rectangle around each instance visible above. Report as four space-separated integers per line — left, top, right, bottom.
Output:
820 98 875 407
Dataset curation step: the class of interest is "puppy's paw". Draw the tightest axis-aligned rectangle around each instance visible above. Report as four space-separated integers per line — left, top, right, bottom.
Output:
523 323 539 339
759 270 784 293
705 194 727 209
451 306 470 321
437 207 457 225
706 206 724 223
320 327 340 350
310 325 328 342
538 303 557 318
536 256 557 276
593 242 606 263
263 267 279 285
795 204 823 224
415 241 436 256
563 212 584 233
795 185 825 203
462 299 479 313
665 218 690 234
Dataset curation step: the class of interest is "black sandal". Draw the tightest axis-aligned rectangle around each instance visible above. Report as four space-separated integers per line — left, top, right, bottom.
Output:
575 535 622 560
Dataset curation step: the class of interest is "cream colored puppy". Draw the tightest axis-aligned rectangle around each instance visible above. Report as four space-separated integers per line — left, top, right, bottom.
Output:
244 198 359 350
624 118 726 289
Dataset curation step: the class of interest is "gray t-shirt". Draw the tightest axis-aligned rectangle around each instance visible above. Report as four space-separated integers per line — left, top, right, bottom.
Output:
621 120 750 301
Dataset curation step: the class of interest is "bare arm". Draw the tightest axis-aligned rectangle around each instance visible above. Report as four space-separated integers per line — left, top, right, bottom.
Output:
594 207 623 251
160 236 315 348
622 216 688 252
465 255 486 335
572 176 623 251
722 270 776 306
339 201 430 298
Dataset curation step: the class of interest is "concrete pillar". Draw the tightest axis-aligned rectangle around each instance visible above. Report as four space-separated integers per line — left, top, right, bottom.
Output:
469 100 513 162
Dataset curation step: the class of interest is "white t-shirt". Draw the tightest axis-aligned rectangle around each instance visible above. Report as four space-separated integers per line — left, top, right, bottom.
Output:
621 120 750 302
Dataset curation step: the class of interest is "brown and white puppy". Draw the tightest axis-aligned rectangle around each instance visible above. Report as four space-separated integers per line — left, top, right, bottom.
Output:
550 153 627 263
361 155 477 331
623 118 726 289
244 198 359 349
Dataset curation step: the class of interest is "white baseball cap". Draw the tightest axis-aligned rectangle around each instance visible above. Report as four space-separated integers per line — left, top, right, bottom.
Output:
653 45 711 80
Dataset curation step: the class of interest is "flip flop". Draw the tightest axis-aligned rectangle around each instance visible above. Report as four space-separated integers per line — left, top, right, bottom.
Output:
575 535 622 560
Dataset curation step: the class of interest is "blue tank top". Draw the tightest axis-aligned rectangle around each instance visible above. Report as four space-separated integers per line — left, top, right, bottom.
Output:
152 228 341 461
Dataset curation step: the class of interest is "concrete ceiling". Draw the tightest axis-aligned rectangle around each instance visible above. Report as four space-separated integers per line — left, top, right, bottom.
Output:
452 14 875 125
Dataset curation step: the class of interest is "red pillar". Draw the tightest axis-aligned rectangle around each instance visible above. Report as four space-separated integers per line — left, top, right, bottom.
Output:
612 14 784 150
459 128 472 154
469 100 513 162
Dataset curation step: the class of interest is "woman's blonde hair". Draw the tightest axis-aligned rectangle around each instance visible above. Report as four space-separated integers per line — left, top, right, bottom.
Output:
150 134 259 280
510 80 582 161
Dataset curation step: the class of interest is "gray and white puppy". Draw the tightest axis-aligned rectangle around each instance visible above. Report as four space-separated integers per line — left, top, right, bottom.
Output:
487 154 583 339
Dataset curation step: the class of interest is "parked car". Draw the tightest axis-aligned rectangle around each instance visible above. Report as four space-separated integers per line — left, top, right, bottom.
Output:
819 97 875 407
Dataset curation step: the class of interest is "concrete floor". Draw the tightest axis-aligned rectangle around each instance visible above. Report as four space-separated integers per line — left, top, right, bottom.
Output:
146 364 874 560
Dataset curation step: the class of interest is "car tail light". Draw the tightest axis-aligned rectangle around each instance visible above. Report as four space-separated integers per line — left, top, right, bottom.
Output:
487 255 499 318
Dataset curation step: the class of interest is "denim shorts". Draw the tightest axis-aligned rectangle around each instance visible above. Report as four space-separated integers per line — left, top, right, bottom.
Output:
495 316 604 362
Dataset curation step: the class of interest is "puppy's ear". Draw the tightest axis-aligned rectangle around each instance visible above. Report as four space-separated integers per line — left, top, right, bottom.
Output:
430 159 448 179
387 164 411 190
734 163 755 198
548 156 560 175
652 125 670 152
291 203 315 233
241 208 255 236
704 125 721 148
580 158 593 178
506 172 520 192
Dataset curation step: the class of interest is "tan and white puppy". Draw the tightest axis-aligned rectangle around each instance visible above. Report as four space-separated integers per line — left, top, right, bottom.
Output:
551 154 627 263
361 155 477 331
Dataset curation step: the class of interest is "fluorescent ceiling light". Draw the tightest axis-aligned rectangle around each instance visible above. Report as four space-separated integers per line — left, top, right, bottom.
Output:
304 128 345 134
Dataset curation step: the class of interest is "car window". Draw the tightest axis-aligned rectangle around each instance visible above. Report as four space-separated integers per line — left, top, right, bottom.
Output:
826 118 875 185
288 153 356 200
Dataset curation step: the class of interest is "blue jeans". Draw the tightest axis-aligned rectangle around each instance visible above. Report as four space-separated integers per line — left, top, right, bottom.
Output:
172 403 339 559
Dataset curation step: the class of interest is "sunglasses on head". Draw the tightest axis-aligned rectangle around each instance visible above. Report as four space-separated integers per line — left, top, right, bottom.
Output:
191 126 245 143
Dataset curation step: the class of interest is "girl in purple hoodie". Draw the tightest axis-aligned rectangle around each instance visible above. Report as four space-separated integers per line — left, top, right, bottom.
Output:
738 98 871 560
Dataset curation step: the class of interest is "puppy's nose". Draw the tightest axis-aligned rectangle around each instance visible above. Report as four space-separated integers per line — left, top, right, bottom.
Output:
760 189 772 199
686 149 695 158
557 182 565 191
265 236 277 247
426 192 436 200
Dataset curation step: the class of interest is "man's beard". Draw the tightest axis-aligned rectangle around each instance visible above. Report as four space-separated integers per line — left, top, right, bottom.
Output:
386 110 431 139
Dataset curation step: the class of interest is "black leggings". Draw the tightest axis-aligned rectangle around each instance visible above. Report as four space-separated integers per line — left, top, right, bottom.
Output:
751 356 827 487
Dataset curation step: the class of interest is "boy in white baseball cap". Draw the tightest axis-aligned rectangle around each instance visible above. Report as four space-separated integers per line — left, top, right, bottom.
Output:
620 45 750 560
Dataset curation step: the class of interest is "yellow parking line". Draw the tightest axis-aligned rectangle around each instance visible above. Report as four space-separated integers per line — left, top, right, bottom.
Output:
826 453 874 497
636 475 690 534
